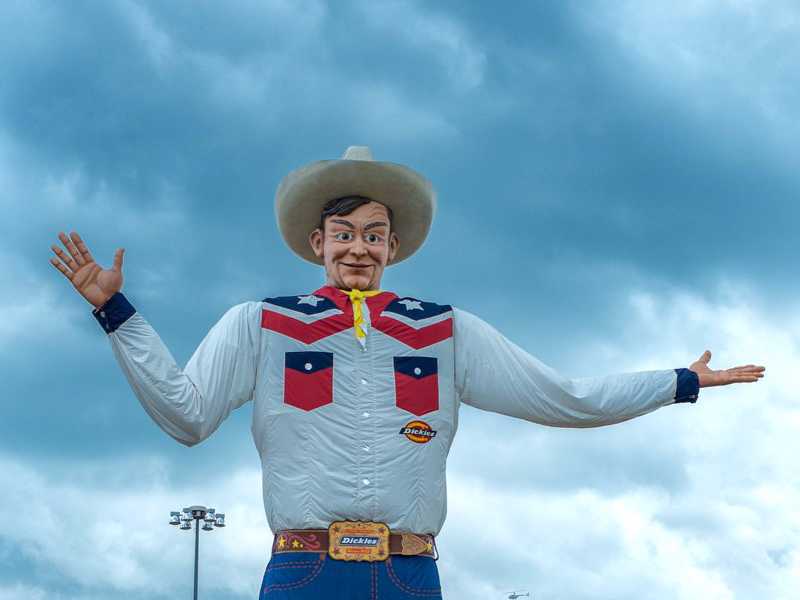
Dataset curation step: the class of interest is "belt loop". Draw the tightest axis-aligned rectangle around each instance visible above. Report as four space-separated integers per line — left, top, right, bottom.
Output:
432 535 439 561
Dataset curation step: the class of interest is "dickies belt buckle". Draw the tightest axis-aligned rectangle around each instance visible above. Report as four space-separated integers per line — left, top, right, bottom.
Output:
328 520 390 562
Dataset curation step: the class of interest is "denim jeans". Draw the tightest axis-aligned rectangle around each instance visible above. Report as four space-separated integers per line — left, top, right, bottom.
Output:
259 551 443 599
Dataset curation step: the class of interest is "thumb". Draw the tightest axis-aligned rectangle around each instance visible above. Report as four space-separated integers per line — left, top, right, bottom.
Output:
699 350 711 364
112 248 125 272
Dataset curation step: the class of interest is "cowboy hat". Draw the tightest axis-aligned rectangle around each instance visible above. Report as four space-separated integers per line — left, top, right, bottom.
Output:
275 146 436 265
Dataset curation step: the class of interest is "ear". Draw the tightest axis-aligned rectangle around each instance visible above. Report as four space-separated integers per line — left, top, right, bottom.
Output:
388 232 399 262
309 228 324 258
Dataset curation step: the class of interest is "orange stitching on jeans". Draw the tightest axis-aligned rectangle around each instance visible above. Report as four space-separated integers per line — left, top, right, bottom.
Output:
263 556 325 593
385 557 441 597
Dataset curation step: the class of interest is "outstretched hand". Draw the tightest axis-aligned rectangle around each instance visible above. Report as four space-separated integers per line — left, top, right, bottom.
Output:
689 350 765 388
50 231 125 309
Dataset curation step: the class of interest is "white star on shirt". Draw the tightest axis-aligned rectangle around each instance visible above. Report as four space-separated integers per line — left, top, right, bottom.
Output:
398 299 423 311
297 295 323 307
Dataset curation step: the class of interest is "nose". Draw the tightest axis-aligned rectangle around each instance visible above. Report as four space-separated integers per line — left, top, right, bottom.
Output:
350 236 367 257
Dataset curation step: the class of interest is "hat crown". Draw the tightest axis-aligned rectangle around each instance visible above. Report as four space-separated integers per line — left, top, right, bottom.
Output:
342 146 374 161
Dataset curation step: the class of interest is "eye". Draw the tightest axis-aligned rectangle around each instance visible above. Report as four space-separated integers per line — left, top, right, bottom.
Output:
334 231 353 242
365 233 382 244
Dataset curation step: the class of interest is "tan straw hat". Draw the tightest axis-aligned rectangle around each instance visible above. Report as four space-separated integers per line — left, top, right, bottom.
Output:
275 146 436 265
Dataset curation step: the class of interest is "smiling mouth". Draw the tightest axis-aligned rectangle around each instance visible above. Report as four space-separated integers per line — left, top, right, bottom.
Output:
341 263 372 269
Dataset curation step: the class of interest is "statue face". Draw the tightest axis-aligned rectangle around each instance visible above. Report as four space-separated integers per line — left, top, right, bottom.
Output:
309 200 399 291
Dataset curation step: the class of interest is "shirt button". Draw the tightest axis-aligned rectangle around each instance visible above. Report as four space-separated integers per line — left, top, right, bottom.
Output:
362 412 370 418
363 446 370 452
362 479 370 486
304 362 312 371
413 367 422 376
360 378 368 385
100 311 106 318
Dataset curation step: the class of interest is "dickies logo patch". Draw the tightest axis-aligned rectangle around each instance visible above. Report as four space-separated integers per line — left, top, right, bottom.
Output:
399 420 437 444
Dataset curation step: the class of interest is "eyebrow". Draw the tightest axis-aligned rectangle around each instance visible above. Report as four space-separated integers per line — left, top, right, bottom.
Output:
329 219 388 231
364 221 388 231
329 219 355 229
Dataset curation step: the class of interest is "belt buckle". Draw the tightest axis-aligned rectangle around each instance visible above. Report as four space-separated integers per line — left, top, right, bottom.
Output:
328 520 390 562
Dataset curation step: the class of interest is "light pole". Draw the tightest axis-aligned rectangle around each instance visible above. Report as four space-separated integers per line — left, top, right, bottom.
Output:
169 505 226 600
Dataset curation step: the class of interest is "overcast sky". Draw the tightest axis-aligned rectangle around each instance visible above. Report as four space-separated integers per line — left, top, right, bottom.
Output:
2 1 799 598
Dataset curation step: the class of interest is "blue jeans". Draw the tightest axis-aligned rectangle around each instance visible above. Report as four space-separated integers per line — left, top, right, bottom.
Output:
259 551 443 599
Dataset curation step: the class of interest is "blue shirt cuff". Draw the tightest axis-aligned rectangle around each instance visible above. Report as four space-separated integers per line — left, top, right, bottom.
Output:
92 292 136 333
673 368 700 403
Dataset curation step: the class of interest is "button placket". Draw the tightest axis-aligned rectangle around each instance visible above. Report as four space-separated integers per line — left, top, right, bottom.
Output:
355 336 375 508
366 339 380 519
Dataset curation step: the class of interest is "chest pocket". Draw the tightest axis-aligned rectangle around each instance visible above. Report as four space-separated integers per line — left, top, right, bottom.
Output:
393 356 439 416
284 351 334 411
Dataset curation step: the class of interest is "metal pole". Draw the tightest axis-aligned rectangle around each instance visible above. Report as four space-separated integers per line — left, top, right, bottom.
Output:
193 517 200 600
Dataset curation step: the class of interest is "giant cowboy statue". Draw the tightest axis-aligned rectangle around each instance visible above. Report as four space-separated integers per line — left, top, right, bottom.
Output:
50 146 765 599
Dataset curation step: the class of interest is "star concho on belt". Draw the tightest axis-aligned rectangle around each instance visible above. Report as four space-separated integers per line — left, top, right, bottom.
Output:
328 521 390 562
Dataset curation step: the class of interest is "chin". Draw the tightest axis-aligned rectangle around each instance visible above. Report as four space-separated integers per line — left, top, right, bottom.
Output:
343 278 371 291
336 267 374 291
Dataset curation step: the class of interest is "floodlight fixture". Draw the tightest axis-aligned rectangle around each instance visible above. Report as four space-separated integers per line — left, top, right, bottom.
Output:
169 504 227 600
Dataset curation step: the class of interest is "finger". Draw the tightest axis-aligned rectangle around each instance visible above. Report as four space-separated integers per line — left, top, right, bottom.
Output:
51 243 78 272
67 230 87 266
58 231 85 267
698 350 712 364
729 373 764 382
49 257 74 281
726 367 765 376
112 248 124 273
70 231 95 264
728 365 766 373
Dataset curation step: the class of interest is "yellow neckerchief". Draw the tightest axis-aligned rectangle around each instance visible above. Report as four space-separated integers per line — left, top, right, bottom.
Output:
340 288 382 339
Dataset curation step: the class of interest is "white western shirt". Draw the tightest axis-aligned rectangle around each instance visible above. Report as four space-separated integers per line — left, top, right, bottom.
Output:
93 285 698 535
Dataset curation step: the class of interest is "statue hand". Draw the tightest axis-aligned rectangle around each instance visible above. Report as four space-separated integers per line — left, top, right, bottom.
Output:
689 350 765 388
50 231 125 309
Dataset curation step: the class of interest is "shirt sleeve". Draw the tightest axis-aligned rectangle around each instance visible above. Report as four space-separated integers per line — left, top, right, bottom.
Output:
92 292 262 446
452 307 699 428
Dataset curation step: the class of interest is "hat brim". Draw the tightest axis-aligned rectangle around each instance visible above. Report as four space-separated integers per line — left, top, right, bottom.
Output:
275 159 435 265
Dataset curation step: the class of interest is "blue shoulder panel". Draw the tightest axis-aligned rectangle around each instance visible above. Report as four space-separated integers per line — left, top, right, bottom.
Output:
382 297 452 321
262 294 338 315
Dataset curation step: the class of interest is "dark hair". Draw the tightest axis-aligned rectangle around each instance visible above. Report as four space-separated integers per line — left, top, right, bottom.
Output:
318 196 394 233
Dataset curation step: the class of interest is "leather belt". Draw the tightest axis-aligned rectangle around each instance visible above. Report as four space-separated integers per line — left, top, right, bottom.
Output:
272 524 437 561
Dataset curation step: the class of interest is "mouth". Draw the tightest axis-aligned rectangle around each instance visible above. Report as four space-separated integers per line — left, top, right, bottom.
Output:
341 263 373 269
